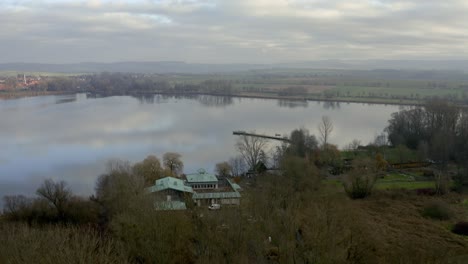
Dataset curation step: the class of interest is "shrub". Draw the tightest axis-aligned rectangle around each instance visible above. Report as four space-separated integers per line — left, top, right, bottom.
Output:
452 221 468 236
0 223 127 263
343 158 377 199
344 174 376 199
421 201 452 220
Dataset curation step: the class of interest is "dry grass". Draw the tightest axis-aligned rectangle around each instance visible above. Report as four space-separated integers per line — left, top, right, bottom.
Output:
349 190 468 263
0 223 128 264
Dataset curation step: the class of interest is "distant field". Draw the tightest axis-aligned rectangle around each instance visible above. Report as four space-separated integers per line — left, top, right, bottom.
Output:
341 147 419 164
2 68 468 106
325 178 435 190
326 172 436 190
375 181 435 190
332 85 466 100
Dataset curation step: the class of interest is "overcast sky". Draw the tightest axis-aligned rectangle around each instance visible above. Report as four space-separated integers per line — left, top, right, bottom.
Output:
1 0 468 64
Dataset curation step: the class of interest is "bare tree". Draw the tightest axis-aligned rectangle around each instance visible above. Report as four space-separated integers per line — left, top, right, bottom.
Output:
345 139 361 151
2 195 32 218
318 116 333 147
235 133 268 171
373 133 387 147
229 156 247 177
36 179 72 218
163 152 184 175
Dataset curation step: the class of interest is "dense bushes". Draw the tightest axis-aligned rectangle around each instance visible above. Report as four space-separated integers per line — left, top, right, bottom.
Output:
0 223 127 263
421 200 453 220
2 195 99 225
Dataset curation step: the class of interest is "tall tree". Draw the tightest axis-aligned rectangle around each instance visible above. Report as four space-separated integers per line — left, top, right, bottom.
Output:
235 133 268 172
163 152 184 175
133 155 163 186
94 160 145 218
289 128 318 158
318 116 333 147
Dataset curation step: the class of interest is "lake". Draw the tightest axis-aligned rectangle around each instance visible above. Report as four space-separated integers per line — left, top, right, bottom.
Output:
0 94 401 199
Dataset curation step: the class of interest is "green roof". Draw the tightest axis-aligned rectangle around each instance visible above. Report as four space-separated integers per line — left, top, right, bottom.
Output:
230 183 242 192
186 169 218 183
147 177 193 193
192 191 241 199
154 201 187 210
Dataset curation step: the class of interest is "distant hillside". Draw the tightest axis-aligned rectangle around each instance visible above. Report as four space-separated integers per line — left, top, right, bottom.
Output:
1 60 468 74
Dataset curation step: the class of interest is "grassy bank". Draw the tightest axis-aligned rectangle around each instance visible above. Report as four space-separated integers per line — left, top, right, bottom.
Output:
2 174 468 263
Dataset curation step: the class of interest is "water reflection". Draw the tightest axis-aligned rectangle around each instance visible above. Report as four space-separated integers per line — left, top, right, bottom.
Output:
322 101 341 110
135 94 156 104
55 95 77 105
278 99 308 108
0 94 399 201
135 94 234 107
197 95 233 107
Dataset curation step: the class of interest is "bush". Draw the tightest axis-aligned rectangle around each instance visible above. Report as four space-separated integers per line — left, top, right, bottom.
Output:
343 158 377 199
0 223 127 263
344 174 376 199
452 221 468 236
421 201 452 220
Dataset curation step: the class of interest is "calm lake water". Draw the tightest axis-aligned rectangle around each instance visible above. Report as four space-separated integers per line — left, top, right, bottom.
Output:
0 94 401 199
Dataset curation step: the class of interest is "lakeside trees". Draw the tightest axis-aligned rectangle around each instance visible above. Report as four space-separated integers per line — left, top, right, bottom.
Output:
385 100 467 164
235 133 269 172
318 116 333 148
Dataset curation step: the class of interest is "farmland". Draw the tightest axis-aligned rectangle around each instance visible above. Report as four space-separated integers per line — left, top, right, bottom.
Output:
2 68 468 106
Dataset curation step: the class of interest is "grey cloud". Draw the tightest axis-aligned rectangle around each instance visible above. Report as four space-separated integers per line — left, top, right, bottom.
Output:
1 0 468 63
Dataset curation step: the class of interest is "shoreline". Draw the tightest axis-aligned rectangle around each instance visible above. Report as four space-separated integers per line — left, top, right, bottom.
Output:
0 91 72 100
0 90 426 107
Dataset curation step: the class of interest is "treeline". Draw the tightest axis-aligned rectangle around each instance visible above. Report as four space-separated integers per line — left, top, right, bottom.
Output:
386 100 468 163
27 73 234 96
2 153 182 225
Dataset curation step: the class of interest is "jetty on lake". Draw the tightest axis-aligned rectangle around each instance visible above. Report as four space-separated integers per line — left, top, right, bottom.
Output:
233 131 291 142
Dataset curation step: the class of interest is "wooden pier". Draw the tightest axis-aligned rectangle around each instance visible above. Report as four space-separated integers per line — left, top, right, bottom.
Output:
232 131 291 142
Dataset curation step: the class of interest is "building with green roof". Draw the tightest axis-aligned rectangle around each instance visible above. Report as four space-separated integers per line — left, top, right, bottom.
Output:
192 179 241 206
146 177 193 210
185 169 219 190
147 171 242 209
147 177 193 194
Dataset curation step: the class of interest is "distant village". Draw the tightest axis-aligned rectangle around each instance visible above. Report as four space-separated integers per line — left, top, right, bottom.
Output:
0 74 42 90
147 169 242 210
